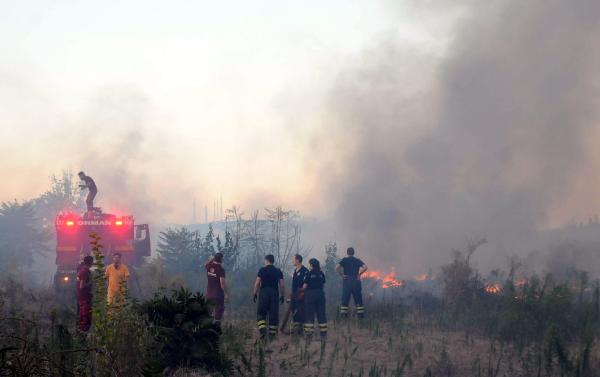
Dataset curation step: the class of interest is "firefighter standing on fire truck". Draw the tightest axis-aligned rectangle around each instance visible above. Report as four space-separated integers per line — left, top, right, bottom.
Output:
78 171 97 212
336 247 368 318
253 254 285 340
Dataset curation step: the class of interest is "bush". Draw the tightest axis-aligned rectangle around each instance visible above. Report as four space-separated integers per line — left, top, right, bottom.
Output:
140 287 228 373
440 238 486 323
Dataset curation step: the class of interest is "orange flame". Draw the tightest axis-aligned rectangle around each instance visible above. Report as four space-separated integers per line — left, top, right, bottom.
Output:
363 269 405 289
414 273 428 281
484 283 502 294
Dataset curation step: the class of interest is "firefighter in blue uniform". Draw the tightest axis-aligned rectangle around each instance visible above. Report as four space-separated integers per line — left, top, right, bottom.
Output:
302 258 327 341
291 254 308 335
253 254 285 340
336 247 368 318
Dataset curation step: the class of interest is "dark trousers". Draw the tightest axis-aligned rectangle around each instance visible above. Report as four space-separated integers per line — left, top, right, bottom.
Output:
78 297 92 332
86 189 97 211
340 278 364 317
207 293 225 321
257 287 279 337
304 289 327 337
291 295 305 333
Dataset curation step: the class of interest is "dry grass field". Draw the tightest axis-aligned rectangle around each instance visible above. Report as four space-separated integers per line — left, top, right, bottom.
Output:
178 307 600 377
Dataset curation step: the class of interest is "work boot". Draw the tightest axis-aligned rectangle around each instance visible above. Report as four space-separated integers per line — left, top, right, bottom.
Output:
292 322 304 336
356 306 365 318
339 306 349 318
268 325 278 341
257 320 267 340
320 333 327 343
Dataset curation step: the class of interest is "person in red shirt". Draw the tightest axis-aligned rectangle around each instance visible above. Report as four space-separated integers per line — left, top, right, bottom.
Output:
77 256 94 332
205 252 228 328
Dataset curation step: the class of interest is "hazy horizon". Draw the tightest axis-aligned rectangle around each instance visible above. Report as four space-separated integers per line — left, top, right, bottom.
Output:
4 1 600 276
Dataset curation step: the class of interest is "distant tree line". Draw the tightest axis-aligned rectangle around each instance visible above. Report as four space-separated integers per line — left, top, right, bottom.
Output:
157 224 239 292
0 171 84 275
154 206 313 307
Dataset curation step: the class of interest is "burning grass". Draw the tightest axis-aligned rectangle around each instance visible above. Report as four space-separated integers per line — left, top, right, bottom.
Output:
3 265 600 377
362 269 405 289
3 238 600 376
483 282 501 294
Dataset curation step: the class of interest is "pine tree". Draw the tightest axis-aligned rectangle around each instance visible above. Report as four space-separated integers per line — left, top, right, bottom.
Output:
324 242 341 300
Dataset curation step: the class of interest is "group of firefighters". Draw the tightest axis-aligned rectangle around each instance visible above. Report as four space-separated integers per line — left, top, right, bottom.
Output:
75 245 367 341
204 247 368 342
75 172 369 340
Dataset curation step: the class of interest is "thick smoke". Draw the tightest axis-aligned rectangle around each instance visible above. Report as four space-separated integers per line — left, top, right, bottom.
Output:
57 87 195 223
322 0 600 275
71 89 164 220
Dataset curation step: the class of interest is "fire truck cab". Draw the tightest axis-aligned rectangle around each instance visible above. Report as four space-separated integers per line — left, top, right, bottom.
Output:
54 208 150 291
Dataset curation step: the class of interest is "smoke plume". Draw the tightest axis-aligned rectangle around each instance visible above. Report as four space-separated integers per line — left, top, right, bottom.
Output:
66 87 196 223
320 0 600 275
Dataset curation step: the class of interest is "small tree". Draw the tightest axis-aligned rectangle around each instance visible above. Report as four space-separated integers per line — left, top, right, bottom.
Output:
233 209 265 270
440 238 486 321
200 224 216 257
265 206 309 273
216 230 240 271
157 227 204 291
324 242 341 301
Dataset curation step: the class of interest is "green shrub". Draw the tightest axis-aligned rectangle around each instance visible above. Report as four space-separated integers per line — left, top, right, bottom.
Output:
140 287 228 373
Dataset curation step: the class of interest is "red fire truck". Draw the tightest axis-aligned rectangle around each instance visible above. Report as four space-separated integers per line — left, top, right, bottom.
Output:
54 208 150 291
